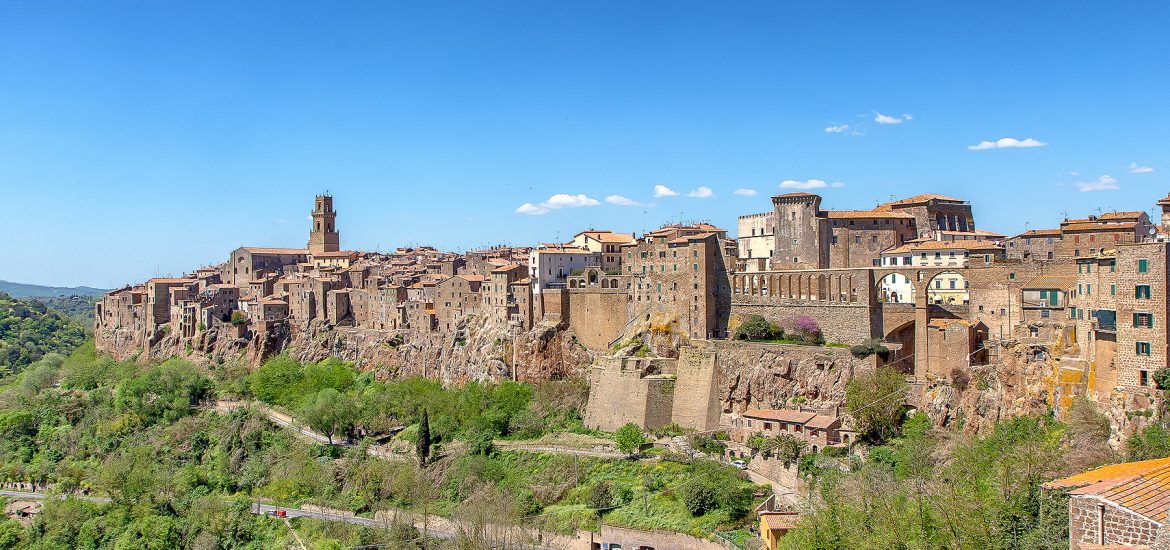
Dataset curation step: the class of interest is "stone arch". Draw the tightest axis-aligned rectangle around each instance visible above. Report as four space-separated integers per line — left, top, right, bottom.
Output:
600 278 609 289
926 271 969 305
877 272 915 303
817 274 827 301
610 278 618 288
588 270 598 284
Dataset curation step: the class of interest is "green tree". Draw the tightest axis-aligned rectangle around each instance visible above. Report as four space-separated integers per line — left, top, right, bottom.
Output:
299 388 356 445
615 423 647 457
771 433 807 467
679 478 717 515
734 315 780 341
1127 424 1170 461
416 408 432 465
846 366 909 442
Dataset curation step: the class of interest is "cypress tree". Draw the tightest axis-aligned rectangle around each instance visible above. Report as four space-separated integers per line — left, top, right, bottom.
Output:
416 409 431 465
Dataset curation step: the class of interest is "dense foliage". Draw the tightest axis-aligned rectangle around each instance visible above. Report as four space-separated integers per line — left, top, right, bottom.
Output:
732 314 825 345
780 406 1120 550
0 292 87 373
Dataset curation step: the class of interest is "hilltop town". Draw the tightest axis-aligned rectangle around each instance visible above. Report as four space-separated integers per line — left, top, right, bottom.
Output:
93 190 1170 449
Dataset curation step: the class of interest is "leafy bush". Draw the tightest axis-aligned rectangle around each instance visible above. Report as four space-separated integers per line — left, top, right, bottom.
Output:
230 311 247 325
615 423 647 456
849 338 890 360
1153 368 1170 390
679 478 718 515
734 315 781 341
779 315 824 345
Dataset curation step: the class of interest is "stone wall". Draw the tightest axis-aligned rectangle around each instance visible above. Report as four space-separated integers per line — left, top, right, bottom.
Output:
1069 494 1160 549
671 345 722 431
712 340 871 414
583 357 679 432
566 289 628 351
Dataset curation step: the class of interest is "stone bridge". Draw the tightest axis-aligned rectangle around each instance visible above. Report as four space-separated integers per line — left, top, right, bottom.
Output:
729 266 980 378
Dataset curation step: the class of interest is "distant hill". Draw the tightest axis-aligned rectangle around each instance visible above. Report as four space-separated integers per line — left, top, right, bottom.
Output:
0 291 88 371
0 279 109 298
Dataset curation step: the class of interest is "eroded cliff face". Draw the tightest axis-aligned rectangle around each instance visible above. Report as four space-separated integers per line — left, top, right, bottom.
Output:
95 315 593 385
709 341 873 415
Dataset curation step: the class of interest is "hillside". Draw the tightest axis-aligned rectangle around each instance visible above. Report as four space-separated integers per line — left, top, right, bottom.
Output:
0 279 108 299
0 292 88 372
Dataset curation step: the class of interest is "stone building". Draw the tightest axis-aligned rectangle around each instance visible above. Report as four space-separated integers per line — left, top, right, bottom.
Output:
1068 242 1170 392
570 229 635 274
308 194 340 255
729 408 846 453
434 274 484 332
528 244 600 293
1044 457 1170 550
737 211 775 272
1006 228 1062 261
621 223 734 339
1056 212 1154 260
582 346 720 432
227 247 308 286
768 192 918 270
873 193 975 237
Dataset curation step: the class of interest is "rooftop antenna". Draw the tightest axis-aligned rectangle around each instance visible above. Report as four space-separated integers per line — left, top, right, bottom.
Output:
1060 209 1069 221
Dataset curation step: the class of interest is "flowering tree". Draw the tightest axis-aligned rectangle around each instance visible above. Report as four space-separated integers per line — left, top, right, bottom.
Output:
781 315 824 345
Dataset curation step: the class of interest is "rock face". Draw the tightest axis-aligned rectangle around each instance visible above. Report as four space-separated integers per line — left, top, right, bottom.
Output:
710 341 874 415
95 315 593 385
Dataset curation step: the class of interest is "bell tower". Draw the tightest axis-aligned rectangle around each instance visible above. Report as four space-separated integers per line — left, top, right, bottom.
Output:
308 194 340 254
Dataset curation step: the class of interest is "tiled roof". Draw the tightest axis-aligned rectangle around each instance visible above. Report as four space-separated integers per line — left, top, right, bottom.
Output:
743 409 817 424
805 415 841 430
1046 458 1170 523
312 251 357 258
825 210 915 219
881 193 966 206
1022 275 1077 290
1012 228 1062 238
1061 221 1139 232
242 247 309 255
1097 211 1146 221
149 278 195 284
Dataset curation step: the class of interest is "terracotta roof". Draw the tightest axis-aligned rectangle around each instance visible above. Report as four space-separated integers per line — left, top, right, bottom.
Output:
312 250 358 258
1061 221 1139 232
535 245 591 253
1097 211 1146 221
490 263 524 272
1012 228 1062 238
1046 458 1170 523
242 247 309 255
149 278 195 284
825 210 915 219
929 318 979 329
884 240 1004 255
510 277 531 285
577 230 635 243
1022 275 1076 290
743 409 817 424
760 512 800 531
880 193 967 207
1158 194 1170 206
805 415 840 430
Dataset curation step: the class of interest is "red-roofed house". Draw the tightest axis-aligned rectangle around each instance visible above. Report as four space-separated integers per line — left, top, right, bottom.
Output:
1044 457 1170 549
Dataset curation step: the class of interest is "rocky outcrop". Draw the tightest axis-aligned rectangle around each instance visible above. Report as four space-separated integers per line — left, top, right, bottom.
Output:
711 340 873 415
97 314 593 386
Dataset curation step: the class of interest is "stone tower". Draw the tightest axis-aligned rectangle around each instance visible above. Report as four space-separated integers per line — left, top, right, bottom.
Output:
770 192 826 270
1158 193 1170 238
308 194 340 254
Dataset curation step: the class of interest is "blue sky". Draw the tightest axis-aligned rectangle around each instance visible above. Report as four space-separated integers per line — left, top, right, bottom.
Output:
2 1 1168 287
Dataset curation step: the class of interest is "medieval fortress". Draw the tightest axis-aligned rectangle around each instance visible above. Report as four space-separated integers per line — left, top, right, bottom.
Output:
94 190 1170 447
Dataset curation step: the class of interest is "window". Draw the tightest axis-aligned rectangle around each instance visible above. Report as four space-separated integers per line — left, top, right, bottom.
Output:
1136 341 1152 356
1110 284 1116 296
1134 312 1154 328
1070 306 1077 319
1137 285 1152 299
1009 272 1016 280
1139 259 1149 273
1141 370 1150 386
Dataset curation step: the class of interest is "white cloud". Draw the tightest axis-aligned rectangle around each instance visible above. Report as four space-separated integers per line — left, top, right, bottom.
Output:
653 184 679 198
515 203 549 215
824 124 850 134
606 194 642 206
1130 162 1155 174
1069 171 1080 177
1074 175 1120 192
275 218 287 224
687 186 715 198
514 193 599 215
779 179 845 190
874 112 911 124
733 188 758 196
967 137 1047 150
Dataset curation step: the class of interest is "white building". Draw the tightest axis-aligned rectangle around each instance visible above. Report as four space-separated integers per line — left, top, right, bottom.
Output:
737 211 775 272
528 244 601 293
877 240 1006 304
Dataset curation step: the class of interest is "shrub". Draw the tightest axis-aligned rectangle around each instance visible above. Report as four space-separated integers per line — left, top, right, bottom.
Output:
230 311 247 325
615 423 647 457
780 315 824 345
679 478 718 515
734 315 781 341
1153 368 1170 390
849 338 890 360
588 480 614 509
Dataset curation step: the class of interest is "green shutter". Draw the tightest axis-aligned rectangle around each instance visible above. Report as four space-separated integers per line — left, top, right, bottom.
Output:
1139 259 1149 273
